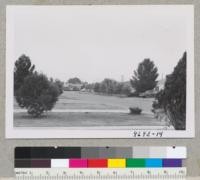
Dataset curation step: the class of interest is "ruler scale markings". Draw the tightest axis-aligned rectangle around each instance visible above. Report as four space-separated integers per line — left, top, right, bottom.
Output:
15 168 186 179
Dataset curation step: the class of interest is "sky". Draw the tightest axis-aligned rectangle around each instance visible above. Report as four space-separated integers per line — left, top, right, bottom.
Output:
7 5 193 83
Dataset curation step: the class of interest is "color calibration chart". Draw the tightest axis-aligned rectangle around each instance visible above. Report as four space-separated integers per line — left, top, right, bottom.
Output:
15 146 187 179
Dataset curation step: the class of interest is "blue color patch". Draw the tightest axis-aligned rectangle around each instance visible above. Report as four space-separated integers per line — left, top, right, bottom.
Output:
145 159 162 167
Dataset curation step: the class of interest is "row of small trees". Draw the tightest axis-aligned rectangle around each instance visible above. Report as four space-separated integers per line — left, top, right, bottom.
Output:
93 79 131 95
83 59 159 96
14 55 63 117
92 59 159 95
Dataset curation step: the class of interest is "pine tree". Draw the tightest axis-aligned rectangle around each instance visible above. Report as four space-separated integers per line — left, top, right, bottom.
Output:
14 54 35 94
130 59 158 93
14 55 60 117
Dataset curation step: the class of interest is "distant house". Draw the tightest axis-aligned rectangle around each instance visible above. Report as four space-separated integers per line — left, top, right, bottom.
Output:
139 89 156 98
63 82 83 91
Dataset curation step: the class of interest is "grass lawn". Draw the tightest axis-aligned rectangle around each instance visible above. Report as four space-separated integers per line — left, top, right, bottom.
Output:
14 91 154 112
14 91 167 128
14 111 167 127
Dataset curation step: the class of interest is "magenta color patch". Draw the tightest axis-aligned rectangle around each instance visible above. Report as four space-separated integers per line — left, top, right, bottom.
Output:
69 159 88 168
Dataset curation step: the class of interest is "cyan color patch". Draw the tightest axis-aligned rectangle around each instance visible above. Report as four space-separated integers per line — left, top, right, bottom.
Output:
145 159 162 167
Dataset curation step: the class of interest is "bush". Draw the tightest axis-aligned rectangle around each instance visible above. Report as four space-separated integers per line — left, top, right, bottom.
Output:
121 84 131 96
128 91 139 97
54 79 64 95
129 107 142 115
152 100 159 110
15 72 60 117
152 90 165 109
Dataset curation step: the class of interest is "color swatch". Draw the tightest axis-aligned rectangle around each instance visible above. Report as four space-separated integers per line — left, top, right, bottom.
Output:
108 159 126 168
15 146 186 159
15 158 183 168
15 147 185 168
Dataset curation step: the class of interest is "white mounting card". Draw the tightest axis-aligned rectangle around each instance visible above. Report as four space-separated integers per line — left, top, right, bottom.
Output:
6 5 194 138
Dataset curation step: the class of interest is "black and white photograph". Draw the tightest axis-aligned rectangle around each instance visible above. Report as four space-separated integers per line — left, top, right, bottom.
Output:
6 5 194 138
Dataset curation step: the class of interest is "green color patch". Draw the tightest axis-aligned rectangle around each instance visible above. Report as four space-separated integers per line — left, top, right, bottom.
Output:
126 159 145 167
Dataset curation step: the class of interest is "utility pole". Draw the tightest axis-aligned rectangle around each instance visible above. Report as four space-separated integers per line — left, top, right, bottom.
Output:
121 75 124 82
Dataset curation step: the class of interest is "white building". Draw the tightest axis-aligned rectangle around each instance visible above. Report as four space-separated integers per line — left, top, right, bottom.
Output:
155 79 166 92
64 82 83 91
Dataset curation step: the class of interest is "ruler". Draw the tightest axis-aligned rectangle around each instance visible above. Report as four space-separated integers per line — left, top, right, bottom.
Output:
15 168 186 180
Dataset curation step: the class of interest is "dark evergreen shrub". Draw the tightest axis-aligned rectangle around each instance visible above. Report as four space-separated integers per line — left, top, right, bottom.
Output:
15 72 60 117
129 107 142 115
154 52 186 130
14 55 61 117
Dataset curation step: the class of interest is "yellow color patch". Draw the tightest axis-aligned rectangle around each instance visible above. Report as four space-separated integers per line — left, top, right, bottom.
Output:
108 159 126 168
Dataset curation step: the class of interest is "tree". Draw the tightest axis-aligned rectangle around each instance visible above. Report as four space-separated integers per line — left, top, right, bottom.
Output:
121 83 131 95
93 79 131 96
14 55 61 117
94 82 101 92
14 54 35 94
115 83 123 94
130 59 158 93
68 77 81 84
101 78 117 94
85 83 94 92
154 52 186 130
15 72 60 117
54 79 64 95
